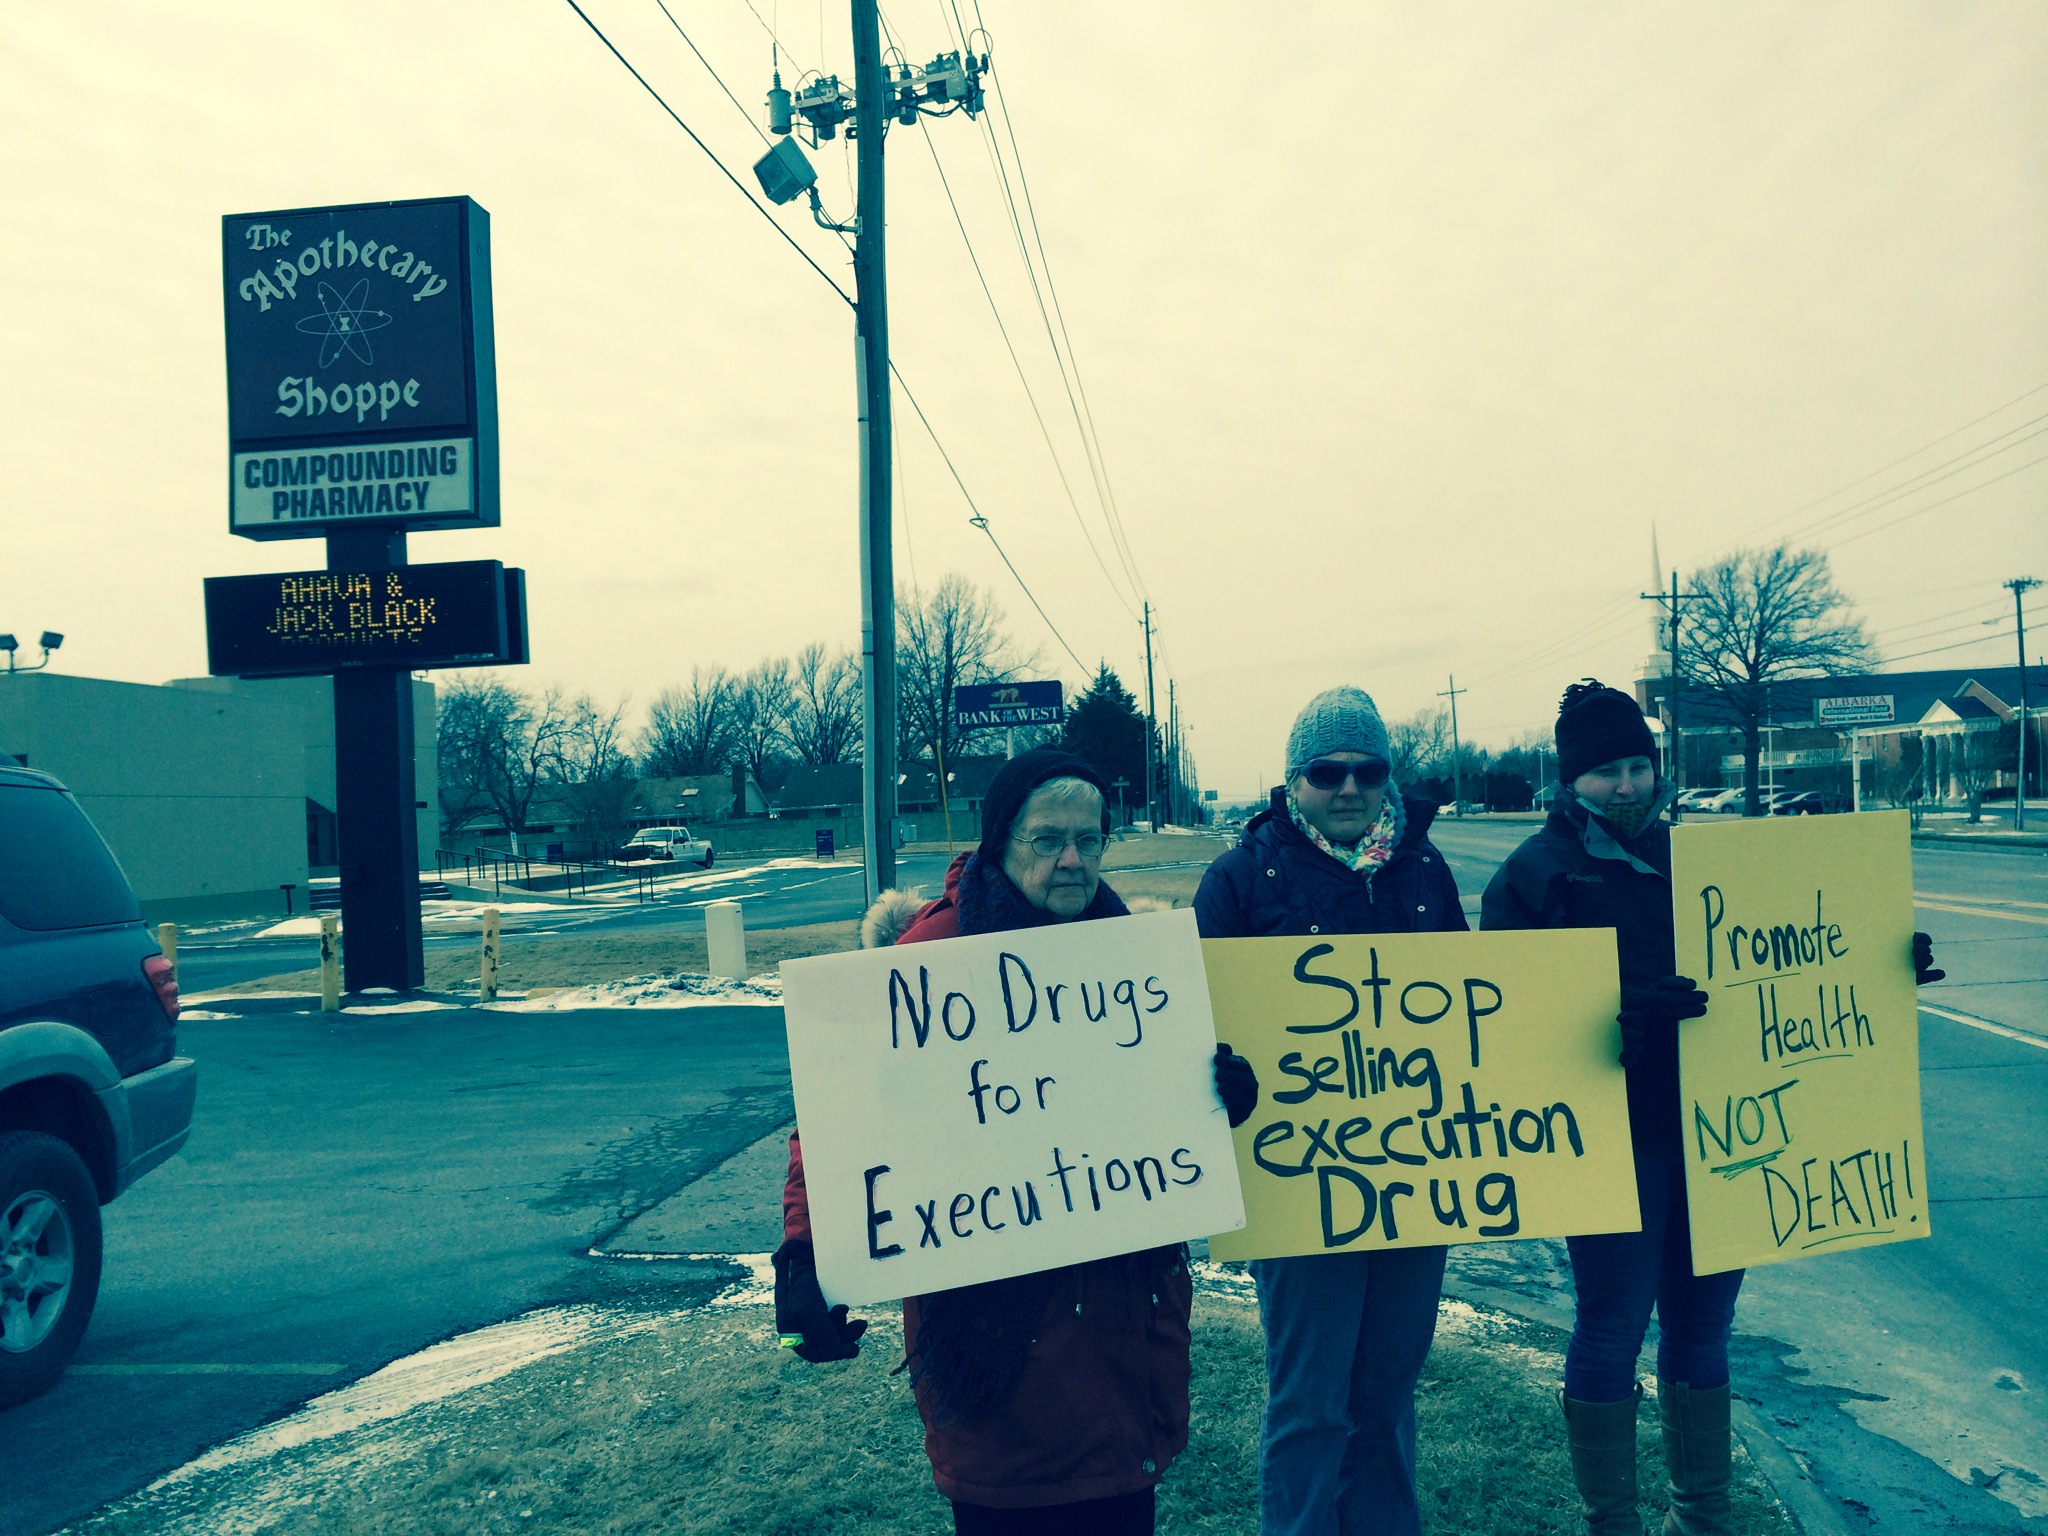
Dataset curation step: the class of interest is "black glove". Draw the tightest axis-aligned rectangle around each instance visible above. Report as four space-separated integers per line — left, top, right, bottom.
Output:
1913 932 1944 985
1612 975 1707 1070
772 1239 867 1363
1213 1043 1259 1128
1621 974 1709 1025
1615 1010 1650 1070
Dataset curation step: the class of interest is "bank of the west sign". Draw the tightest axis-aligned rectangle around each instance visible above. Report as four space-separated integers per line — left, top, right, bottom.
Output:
222 197 497 539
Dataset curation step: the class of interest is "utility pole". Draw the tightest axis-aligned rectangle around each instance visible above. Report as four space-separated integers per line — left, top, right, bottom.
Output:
852 0 895 903
1641 573 1705 815
1438 674 1466 816
1171 684 1187 831
1142 602 1157 831
2010 577 2040 832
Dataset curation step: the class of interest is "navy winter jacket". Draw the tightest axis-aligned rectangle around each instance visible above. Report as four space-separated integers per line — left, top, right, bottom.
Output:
1195 792 1467 941
1479 789 1683 1154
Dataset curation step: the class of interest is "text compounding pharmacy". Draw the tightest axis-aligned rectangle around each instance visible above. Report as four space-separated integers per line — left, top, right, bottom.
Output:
232 440 474 530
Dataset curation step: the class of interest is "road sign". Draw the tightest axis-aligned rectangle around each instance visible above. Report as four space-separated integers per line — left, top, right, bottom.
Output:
223 197 497 539
954 679 1064 729
204 560 527 677
1814 695 1895 727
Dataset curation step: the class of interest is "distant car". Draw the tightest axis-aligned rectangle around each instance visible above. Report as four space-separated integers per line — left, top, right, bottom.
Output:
1770 791 1830 816
1697 788 1750 814
0 765 197 1407
617 826 714 867
1674 788 1723 810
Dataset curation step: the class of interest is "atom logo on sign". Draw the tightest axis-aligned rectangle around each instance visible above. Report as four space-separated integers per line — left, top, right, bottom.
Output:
295 279 394 368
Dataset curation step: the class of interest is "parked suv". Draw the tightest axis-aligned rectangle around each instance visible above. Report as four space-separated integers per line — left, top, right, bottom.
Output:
0 765 197 1407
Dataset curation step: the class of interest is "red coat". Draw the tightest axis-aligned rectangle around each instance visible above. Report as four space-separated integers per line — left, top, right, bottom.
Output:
781 853 1194 1509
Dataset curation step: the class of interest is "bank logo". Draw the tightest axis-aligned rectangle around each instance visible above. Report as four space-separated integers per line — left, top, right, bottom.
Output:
296 279 393 368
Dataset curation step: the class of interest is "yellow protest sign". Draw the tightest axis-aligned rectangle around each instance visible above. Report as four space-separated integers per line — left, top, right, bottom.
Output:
1669 811 1928 1275
1204 931 1638 1261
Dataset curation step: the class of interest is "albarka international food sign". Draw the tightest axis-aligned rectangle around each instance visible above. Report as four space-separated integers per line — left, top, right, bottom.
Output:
221 196 498 540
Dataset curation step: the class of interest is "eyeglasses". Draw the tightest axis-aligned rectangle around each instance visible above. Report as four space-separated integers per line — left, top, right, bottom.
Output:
1012 831 1108 859
1300 758 1392 792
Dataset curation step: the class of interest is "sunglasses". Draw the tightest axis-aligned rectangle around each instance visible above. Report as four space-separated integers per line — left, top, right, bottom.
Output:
1300 758 1392 792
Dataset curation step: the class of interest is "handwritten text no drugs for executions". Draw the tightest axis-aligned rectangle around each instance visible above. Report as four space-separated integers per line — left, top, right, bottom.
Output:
860 953 1201 1264
1694 885 1918 1252
1255 944 1596 1248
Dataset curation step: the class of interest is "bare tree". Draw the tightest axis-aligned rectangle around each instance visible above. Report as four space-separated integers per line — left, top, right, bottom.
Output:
787 642 863 766
434 676 568 851
897 574 1037 770
554 692 637 853
638 667 737 777
732 657 797 789
1681 546 1872 813
1951 732 2000 823
1385 708 1451 790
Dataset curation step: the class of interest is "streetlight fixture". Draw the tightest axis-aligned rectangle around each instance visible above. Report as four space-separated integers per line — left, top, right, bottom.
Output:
0 631 62 673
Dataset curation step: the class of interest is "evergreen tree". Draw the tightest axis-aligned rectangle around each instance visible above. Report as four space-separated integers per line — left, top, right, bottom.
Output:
1062 664 1156 824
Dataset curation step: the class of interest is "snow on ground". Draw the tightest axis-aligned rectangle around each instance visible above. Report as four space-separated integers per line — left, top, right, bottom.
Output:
489 972 784 1011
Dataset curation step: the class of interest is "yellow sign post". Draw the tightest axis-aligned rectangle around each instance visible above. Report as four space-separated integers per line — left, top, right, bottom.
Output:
1205 931 1639 1261
1669 811 1928 1274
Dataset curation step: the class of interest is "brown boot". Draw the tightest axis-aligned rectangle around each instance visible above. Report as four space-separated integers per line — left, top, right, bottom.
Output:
1561 1386 1645 1535
1657 1379 1733 1536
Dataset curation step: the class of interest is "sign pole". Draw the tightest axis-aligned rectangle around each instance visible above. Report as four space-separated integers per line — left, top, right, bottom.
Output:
327 525 424 991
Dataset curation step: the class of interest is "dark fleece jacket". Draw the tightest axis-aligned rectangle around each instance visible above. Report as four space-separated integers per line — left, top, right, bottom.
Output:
1479 786 1683 1153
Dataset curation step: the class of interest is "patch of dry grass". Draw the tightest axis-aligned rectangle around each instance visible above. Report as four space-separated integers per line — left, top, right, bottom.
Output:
77 1288 1793 1536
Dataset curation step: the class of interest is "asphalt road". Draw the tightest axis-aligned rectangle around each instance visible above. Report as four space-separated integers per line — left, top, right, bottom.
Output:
1429 817 2048 1533
2 1005 795 1536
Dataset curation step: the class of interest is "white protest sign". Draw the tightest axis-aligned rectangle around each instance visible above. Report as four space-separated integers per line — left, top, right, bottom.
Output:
781 907 1245 1306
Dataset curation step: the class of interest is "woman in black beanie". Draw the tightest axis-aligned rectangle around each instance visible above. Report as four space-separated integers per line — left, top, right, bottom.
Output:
1482 682 1940 1535
1482 681 1733 1535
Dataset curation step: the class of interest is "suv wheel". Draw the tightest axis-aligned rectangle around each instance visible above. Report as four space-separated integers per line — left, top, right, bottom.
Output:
701 849 715 869
0 1132 103 1409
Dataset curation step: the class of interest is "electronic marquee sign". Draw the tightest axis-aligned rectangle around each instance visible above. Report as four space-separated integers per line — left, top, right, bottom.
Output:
204 560 528 678
222 197 497 540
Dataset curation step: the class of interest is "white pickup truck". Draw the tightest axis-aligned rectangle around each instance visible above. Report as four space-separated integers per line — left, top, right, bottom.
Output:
618 825 714 867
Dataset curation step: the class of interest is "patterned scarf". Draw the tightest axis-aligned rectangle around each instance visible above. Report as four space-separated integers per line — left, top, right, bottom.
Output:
1288 791 1404 875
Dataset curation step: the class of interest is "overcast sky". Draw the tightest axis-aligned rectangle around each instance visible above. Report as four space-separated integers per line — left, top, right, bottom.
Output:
3 2 2044 795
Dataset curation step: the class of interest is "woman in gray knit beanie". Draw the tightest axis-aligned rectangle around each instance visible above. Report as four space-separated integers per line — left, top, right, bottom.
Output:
1194 686 1468 1536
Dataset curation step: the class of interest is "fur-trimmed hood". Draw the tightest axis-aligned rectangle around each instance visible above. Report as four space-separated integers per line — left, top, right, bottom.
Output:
860 885 931 949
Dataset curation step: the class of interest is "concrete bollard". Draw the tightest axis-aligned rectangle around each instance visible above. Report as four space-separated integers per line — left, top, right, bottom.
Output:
319 914 341 1013
706 899 747 981
480 907 501 1002
156 922 178 983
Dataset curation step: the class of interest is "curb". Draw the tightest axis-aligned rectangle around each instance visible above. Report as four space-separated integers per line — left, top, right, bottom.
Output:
1911 831 2048 855
1440 1277 1855 1536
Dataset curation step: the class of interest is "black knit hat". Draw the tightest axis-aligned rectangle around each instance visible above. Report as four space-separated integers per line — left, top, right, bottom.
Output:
1555 679 1656 783
976 748 1113 865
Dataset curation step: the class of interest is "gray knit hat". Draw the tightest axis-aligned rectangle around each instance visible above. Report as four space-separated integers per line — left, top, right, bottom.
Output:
1284 686 1390 777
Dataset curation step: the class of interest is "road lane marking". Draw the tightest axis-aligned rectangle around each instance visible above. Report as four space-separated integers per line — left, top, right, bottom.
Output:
70 1363 346 1375
1915 891 2048 911
1919 1003 2048 1051
1913 899 2048 927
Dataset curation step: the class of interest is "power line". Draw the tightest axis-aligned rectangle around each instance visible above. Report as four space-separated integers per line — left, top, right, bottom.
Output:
890 362 1091 674
1833 450 2048 548
915 117 1136 619
1780 415 2048 544
1882 628 2017 666
657 1 771 145
562 0 853 308
1729 380 2048 545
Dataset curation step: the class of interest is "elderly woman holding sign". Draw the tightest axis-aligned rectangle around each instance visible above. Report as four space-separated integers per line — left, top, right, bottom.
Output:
1194 687 1468 1536
775 747 1258 1536
1482 680 1941 1536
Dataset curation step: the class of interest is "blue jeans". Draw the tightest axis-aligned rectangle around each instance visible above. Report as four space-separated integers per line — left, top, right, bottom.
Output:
1564 1153 1744 1402
1251 1246 1447 1536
